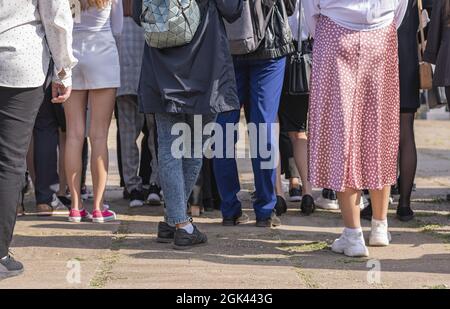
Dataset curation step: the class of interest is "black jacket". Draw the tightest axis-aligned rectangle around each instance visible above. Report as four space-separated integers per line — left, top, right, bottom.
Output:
398 0 420 109
239 0 296 60
133 0 243 114
424 0 450 87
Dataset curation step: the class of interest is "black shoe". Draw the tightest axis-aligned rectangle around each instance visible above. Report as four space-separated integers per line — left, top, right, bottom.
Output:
397 205 415 222
123 188 130 200
203 198 214 212
275 195 288 216
173 225 208 250
256 211 281 228
222 211 249 226
0 255 24 280
147 183 162 206
129 189 145 208
57 196 72 208
361 202 373 221
156 222 176 243
288 187 302 202
300 194 315 215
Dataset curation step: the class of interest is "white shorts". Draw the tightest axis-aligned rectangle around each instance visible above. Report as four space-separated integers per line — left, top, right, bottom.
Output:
72 31 121 90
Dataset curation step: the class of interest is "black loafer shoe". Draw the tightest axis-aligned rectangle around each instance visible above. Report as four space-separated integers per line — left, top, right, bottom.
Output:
275 195 288 216
300 194 316 215
397 206 415 222
173 225 208 250
156 221 176 243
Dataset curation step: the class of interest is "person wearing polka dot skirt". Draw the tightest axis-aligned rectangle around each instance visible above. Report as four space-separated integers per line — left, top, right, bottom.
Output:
304 0 409 257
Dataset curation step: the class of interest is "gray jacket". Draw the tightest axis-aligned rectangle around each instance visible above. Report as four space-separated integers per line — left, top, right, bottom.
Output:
133 0 243 114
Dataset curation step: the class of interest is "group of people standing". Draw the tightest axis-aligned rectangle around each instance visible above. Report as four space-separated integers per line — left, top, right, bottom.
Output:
1 0 449 279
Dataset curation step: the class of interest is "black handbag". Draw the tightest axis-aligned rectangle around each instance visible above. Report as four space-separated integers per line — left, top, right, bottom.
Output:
286 1 312 96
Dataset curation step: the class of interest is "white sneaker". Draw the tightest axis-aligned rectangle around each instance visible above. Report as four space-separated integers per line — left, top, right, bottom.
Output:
369 219 392 246
332 229 369 257
315 196 339 210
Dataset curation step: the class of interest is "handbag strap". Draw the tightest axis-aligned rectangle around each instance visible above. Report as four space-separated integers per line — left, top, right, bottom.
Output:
297 0 302 43
417 0 426 60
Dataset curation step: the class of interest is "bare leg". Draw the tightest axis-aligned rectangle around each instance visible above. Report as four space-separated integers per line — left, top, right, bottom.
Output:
88 89 116 211
64 90 88 211
337 188 362 228
57 130 67 196
333 188 369 257
369 186 390 221
288 131 312 196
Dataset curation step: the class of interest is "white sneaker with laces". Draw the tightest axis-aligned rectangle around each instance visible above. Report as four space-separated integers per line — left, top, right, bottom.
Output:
369 219 391 246
332 229 369 257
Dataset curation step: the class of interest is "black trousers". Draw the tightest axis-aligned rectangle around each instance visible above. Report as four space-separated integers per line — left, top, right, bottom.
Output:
33 86 65 204
0 86 44 257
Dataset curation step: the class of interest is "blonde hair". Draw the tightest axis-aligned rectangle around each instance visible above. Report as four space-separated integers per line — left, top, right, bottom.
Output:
80 0 110 10
122 0 133 17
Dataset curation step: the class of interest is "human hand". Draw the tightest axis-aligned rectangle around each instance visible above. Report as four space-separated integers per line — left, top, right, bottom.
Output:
51 82 72 104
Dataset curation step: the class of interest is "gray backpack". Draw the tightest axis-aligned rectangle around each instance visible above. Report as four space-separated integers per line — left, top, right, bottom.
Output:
140 0 201 49
224 0 276 55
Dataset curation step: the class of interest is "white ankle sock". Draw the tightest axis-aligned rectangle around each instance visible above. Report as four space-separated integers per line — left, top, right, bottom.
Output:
180 223 194 234
372 218 388 226
344 227 363 236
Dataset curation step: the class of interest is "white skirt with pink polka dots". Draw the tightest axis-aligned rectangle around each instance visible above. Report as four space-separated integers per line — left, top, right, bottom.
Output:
308 16 400 192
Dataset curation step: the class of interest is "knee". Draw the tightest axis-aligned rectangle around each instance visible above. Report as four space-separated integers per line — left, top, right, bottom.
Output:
289 131 307 141
66 129 85 145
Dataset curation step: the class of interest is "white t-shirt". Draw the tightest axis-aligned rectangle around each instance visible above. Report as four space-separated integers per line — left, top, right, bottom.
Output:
73 0 123 36
304 0 409 37
289 0 310 41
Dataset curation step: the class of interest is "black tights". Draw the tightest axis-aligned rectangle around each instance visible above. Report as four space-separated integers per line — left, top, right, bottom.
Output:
398 112 417 208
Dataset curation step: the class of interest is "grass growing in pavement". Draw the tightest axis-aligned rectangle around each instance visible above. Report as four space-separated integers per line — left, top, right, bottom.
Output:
277 241 329 253
89 253 120 288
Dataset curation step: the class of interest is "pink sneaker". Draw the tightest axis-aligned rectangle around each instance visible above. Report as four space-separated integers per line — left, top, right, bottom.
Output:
68 209 92 223
92 209 116 223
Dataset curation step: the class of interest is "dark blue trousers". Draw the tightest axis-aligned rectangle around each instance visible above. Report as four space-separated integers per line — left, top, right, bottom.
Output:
213 57 286 221
33 86 62 204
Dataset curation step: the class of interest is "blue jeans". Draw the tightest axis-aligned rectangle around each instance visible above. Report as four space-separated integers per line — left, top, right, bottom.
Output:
155 113 216 225
213 57 286 221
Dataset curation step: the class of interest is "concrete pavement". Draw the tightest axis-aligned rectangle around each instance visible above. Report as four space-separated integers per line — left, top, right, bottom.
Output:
0 117 449 289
